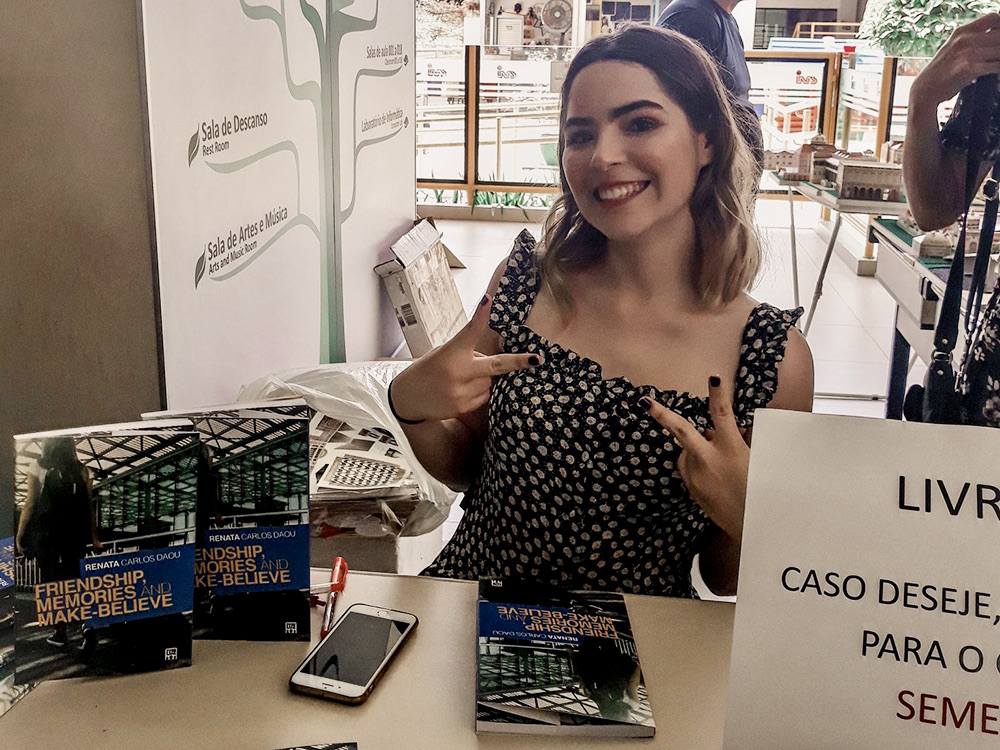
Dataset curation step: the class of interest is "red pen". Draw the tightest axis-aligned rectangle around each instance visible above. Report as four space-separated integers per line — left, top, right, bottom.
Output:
321 557 348 638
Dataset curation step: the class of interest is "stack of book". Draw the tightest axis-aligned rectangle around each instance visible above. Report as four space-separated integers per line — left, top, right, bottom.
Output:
143 400 312 641
7 400 314 692
11 421 201 686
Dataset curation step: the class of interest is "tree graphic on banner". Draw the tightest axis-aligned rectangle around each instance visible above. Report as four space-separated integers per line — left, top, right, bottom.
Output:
191 0 408 362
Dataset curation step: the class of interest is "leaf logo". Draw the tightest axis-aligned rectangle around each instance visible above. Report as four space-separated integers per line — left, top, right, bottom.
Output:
194 249 206 288
188 129 200 167
403 55 409 66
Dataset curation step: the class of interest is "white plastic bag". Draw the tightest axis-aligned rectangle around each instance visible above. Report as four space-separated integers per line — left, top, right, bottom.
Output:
238 361 457 536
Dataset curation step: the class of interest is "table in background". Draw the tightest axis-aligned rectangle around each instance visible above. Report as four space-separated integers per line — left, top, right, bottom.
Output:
3 571 736 750
787 180 909 336
869 217 949 419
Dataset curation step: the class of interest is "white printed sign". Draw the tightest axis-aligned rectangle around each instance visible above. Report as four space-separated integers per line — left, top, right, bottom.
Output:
747 60 826 92
140 1 326 407
495 15 524 51
479 58 551 86
140 0 416 401
725 411 1000 749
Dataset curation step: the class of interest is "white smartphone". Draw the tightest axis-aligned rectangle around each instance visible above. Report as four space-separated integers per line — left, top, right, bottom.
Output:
288 603 418 704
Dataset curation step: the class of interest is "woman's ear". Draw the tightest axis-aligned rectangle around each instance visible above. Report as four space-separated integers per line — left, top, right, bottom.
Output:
697 132 714 168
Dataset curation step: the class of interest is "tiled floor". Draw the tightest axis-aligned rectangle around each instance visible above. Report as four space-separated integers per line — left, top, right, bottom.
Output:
431 199 922 564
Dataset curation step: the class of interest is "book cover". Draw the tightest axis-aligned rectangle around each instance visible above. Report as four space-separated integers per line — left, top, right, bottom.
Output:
0 536 34 714
12 424 199 684
144 401 311 641
476 578 655 737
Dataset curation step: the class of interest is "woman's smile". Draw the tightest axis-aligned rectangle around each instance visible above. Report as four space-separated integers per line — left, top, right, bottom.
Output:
594 180 650 204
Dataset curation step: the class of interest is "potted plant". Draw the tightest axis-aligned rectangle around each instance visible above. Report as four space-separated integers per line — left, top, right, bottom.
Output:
859 0 997 58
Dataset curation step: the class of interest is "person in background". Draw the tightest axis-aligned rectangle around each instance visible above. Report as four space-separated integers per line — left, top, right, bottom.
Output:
390 26 813 598
657 0 762 181
903 12 1000 230
16 437 102 647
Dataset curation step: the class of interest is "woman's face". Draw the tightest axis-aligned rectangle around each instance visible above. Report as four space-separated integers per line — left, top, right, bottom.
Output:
561 60 713 245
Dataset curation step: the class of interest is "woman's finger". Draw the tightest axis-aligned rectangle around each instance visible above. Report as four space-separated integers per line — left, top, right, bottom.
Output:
472 351 542 378
639 395 704 450
707 375 741 441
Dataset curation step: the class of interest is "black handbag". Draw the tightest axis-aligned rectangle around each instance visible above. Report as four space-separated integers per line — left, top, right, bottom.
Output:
904 75 1000 425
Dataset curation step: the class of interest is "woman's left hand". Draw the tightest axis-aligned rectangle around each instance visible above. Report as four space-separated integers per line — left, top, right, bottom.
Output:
640 375 749 539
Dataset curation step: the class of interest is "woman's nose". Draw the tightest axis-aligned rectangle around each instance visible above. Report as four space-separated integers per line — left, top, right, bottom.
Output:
591 130 625 168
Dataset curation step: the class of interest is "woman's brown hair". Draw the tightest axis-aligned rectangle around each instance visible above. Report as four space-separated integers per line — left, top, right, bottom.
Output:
540 24 759 312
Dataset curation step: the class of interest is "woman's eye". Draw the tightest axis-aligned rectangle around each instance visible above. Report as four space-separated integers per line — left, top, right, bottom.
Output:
626 117 658 134
565 130 594 147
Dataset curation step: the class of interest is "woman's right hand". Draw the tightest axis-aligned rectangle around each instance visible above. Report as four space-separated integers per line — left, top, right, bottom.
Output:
911 13 1000 111
389 294 541 423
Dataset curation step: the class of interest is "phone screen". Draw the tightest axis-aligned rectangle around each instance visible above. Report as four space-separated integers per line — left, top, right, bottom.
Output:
299 612 409 686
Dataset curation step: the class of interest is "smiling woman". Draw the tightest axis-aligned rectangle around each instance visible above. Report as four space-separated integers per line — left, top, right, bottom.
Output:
391 26 815 599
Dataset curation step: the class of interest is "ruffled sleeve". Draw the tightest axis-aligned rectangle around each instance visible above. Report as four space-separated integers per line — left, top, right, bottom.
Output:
733 304 804 424
488 229 540 340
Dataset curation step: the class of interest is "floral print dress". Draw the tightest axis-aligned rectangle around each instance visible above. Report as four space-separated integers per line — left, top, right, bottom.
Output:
422 231 803 596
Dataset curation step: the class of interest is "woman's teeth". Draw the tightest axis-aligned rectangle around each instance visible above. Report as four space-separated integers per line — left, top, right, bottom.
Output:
596 182 647 202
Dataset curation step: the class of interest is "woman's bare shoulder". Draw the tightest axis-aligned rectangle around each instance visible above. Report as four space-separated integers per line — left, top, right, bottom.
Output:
772 325 814 411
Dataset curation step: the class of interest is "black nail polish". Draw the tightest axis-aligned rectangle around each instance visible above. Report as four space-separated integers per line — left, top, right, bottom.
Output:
638 396 653 411
528 355 540 366
479 295 490 307
709 375 721 388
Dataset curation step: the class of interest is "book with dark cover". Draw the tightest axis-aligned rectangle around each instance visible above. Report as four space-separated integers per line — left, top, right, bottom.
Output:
476 578 655 737
12 423 199 685
143 401 311 641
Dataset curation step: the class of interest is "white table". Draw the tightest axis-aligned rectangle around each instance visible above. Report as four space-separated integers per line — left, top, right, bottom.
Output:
788 179 908 336
3 571 736 749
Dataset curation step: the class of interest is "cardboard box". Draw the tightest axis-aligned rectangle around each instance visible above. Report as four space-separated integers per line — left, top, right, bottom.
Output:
375 220 467 357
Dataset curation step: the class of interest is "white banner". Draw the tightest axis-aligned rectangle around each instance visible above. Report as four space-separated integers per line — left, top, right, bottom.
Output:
726 411 1000 749
333 0 416 361
479 58 551 86
747 60 826 92
140 0 326 407
141 0 416 399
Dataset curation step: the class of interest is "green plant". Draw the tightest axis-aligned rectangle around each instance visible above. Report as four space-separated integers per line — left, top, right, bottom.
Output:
472 189 500 206
859 0 998 58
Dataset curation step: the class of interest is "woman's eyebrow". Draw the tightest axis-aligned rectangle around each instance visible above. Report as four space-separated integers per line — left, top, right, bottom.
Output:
564 100 665 129
609 100 663 119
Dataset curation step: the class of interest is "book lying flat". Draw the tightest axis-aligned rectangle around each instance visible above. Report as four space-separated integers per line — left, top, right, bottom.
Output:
476 578 655 737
